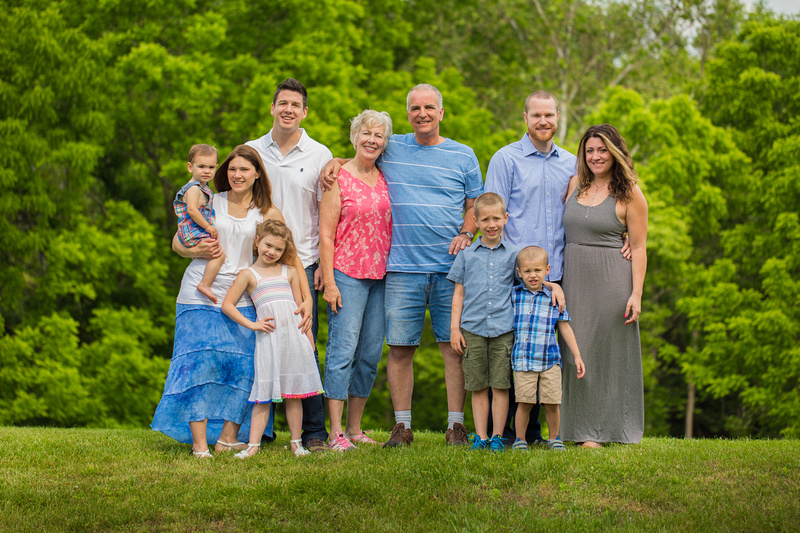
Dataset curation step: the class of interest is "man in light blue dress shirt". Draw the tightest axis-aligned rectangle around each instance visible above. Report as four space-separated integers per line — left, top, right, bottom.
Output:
485 91 576 282
484 90 574 444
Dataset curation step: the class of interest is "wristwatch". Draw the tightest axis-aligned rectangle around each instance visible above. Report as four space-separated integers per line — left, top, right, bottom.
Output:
459 231 474 240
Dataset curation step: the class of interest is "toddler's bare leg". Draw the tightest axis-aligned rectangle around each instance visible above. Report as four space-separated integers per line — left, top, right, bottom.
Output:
515 403 534 442
197 252 226 303
543 404 560 440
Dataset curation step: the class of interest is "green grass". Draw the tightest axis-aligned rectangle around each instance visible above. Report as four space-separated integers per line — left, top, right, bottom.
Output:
1 428 798 532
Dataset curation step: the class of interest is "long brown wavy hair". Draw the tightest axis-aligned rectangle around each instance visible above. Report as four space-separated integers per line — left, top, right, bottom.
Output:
575 124 639 204
252 219 297 266
214 145 273 214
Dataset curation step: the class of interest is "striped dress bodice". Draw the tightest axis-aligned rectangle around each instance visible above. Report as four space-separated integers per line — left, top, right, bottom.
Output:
248 265 295 310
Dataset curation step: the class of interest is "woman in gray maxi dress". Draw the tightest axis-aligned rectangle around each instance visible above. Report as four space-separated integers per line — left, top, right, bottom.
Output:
559 124 649 446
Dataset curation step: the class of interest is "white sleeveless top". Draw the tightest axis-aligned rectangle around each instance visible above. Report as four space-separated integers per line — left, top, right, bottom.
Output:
176 192 263 307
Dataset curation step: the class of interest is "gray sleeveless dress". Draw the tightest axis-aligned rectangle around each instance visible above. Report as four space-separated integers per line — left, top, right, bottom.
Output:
559 189 644 444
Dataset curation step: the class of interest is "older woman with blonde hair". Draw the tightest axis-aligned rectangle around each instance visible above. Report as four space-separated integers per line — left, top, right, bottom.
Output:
319 110 393 451
559 124 648 447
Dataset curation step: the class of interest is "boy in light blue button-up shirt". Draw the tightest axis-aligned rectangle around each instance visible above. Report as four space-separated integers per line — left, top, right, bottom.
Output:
447 193 518 452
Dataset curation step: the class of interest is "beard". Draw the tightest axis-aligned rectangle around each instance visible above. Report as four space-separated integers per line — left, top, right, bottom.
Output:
530 126 557 144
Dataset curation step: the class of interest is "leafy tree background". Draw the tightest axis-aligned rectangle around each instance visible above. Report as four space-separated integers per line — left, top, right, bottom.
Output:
1 0 797 437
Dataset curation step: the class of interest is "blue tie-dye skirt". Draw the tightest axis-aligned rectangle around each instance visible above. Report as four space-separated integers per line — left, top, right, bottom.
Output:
151 303 275 444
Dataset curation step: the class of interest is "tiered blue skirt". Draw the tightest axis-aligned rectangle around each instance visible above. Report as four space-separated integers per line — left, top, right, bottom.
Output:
151 304 275 444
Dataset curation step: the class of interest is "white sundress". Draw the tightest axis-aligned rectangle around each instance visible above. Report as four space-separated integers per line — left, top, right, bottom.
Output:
247 265 323 403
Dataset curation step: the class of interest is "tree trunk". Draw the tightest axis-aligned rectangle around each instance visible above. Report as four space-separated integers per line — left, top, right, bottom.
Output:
685 328 700 438
685 379 695 439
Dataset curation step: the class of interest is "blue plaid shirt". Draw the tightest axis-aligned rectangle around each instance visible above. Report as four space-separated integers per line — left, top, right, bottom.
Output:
511 285 570 372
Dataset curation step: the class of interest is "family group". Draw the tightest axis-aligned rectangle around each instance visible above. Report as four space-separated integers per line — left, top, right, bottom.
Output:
151 77 648 458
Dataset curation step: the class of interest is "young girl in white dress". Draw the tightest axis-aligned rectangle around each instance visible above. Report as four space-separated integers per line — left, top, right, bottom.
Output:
221 219 324 458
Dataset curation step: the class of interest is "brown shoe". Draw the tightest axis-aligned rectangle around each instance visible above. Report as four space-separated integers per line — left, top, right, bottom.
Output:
383 423 414 448
305 438 329 453
445 422 469 446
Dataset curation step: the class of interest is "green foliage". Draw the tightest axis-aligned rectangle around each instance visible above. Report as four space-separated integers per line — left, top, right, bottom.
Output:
0 3 112 326
687 14 800 437
0 200 171 427
401 0 744 143
1 0 797 439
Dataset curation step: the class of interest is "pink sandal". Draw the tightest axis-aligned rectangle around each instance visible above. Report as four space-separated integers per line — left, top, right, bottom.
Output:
329 433 356 451
347 431 382 445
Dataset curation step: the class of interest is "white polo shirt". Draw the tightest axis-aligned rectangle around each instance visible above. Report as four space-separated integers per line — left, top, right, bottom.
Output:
247 129 333 268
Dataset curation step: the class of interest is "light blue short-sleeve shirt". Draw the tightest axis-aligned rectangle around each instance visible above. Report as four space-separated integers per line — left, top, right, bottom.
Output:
380 134 484 274
447 238 519 337
485 134 576 281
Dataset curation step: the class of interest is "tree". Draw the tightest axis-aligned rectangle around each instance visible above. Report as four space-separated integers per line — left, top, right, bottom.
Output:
687 14 800 437
0 3 112 329
0 0 503 431
401 0 744 143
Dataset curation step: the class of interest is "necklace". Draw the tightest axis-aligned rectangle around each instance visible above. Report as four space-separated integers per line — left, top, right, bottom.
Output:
349 161 376 183
585 181 608 218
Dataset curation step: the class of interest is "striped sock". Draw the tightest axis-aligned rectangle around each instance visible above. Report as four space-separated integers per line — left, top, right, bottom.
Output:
395 410 411 430
447 411 465 430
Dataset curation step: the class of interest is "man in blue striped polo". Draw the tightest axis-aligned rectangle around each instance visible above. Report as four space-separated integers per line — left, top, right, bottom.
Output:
380 84 484 447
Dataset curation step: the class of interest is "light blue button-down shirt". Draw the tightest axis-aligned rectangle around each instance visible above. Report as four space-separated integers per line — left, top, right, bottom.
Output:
446 238 519 337
485 134 576 281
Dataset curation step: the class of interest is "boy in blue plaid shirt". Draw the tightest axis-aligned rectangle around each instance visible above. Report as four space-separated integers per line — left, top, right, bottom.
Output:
512 246 585 451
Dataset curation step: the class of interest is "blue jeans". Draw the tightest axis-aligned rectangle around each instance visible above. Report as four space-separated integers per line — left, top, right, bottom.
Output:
324 270 385 400
301 263 328 444
385 272 454 345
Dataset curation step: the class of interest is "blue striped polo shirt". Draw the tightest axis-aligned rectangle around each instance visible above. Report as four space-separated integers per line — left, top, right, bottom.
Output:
380 133 483 273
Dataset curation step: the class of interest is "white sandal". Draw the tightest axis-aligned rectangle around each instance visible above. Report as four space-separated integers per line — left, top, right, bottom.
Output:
192 449 213 459
216 440 247 452
234 442 261 459
290 439 310 457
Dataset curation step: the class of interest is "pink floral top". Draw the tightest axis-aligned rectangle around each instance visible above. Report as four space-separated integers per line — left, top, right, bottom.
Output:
333 168 392 279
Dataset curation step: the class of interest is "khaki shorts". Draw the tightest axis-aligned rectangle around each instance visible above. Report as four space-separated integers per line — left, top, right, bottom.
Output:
461 330 513 391
514 365 562 404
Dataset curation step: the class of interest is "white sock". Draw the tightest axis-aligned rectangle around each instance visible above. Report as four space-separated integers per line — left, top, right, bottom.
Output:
395 410 411 429
447 411 464 430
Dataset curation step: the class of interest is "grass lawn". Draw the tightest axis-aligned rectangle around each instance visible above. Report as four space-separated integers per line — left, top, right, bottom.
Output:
0 427 798 532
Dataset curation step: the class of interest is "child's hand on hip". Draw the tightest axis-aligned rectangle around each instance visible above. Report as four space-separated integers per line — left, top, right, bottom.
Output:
252 317 275 333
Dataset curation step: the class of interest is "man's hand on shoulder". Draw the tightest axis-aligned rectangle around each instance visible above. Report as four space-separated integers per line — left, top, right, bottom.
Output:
449 232 473 255
320 158 346 192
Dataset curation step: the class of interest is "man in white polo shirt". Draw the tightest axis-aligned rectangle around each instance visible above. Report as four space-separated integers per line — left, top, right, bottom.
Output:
247 78 332 453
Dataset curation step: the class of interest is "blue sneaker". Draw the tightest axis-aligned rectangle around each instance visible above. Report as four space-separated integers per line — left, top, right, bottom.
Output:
468 433 488 451
489 434 505 453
